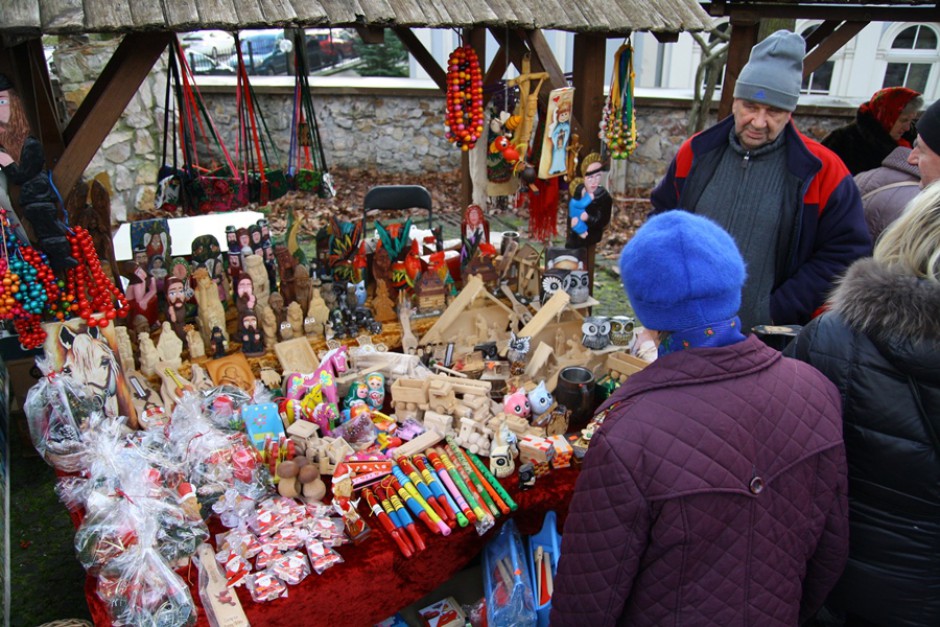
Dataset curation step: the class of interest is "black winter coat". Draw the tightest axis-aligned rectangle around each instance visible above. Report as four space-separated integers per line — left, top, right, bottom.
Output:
787 258 940 626
822 110 903 175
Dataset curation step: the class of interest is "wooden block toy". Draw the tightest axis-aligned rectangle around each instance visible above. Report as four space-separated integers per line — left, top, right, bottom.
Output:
519 434 555 467
546 434 573 468
606 351 649 382
393 429 444 458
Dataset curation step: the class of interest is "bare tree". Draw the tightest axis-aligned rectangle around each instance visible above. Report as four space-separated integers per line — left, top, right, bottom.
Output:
688 26 730 134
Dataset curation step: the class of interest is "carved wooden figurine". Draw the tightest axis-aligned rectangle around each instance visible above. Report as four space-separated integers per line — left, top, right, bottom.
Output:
193 267 227 344
268 292 287 328
287 302 304 340
293 264 313 314
239 310 265 357
244 254 270 311
114 325 136 371
372 279 397 323
307 287 330 336
138 331 159 376
258 304 278 350
185 324 205 360
275 246 297 304
156 321 184 369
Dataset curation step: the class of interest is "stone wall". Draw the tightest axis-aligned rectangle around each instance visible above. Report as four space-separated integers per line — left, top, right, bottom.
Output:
52 37 856 221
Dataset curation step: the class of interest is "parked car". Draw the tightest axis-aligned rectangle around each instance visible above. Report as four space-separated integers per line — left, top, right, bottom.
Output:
180 30 235 59
304 29 356 68
226 30 291 75
186 51 236 76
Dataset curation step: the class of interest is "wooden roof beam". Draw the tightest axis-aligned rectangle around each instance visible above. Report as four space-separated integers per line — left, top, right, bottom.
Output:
803 21 866 78
393 27 447 93
53 31 171 198
712 4 940 22
0 38 65 165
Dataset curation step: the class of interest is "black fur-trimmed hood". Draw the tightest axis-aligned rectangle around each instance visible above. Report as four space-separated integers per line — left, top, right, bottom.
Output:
828 257 940 347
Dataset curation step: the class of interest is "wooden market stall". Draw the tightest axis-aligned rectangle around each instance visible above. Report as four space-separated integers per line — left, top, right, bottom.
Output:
0 0 712 208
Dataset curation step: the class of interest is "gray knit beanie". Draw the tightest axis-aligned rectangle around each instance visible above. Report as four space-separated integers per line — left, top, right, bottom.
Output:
916 98 940 154
733 30 805 112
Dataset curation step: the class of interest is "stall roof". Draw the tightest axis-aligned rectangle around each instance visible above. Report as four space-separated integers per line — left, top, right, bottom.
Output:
0 0 712 37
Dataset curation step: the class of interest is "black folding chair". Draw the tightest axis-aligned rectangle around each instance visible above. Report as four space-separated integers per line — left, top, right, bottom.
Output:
363 185 433 229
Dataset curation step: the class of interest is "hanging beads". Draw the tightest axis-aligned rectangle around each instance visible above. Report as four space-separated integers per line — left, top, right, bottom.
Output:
445 45 485 151
65 227 128 328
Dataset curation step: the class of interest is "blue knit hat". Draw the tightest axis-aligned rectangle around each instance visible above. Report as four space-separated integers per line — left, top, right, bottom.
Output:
733 30 805 112
620 211 746 332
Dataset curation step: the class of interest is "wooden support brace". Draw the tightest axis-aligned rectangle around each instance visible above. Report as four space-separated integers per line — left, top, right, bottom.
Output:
53 31 172 199
803 21 866 78
394 27 447 92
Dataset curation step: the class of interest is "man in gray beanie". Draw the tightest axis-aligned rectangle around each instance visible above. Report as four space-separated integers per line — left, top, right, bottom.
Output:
651 30 871 335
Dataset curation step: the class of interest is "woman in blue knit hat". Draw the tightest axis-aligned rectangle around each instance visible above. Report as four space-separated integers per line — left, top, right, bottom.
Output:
787 183 940 626
552 210 849 626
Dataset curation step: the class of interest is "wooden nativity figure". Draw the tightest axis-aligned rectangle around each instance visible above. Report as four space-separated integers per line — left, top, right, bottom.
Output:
566 152 613 249
238 310 265 357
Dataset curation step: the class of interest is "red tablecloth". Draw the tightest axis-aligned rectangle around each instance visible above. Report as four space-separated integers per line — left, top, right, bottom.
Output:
84 467 578 627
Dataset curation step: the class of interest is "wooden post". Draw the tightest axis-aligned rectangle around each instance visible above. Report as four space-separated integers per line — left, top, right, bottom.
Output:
717 16 759 120
572 34 607 161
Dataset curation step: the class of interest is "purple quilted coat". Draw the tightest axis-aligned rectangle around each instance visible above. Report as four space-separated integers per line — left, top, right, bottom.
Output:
551 336 849 626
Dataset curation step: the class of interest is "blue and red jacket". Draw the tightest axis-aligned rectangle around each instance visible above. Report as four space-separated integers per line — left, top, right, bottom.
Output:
651 116 872 325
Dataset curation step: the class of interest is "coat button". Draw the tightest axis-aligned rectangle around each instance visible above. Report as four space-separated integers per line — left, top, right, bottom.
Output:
749 476 764 494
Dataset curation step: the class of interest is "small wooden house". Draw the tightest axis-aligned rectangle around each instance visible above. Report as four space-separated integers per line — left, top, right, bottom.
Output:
464 250 500 291
415 270 447 313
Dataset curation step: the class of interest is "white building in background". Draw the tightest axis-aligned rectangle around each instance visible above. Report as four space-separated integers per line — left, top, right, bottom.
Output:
409 22 940 106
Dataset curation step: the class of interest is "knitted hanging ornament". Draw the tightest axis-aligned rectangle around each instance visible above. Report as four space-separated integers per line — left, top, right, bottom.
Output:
524 108 559 242
600 42 637 159
528 177 560 242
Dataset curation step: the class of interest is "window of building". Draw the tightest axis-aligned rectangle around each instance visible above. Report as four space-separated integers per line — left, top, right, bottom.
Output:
883 24 938 92
800 24 834 95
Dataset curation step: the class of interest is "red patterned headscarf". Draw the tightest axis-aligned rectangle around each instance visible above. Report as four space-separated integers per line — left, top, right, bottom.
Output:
860 87 920 137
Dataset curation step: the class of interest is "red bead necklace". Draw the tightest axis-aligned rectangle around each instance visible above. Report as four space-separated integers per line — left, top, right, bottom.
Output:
65 227 128 328
445 45 485 151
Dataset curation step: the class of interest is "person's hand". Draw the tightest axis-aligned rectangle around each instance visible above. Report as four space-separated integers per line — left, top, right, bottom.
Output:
0 150 13 167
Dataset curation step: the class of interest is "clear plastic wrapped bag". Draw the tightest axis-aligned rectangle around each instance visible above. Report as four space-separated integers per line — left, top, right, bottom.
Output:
96 517 196 627
24 361 97 472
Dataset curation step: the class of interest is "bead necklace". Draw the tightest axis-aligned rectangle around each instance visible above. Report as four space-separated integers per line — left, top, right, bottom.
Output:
445 45 485 152
65 226 128 328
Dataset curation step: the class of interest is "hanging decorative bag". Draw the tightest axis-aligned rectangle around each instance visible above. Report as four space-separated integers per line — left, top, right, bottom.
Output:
234 35 290 207
288 30 334 198
155 59 195 214
600 41 637 160
172 38 246 214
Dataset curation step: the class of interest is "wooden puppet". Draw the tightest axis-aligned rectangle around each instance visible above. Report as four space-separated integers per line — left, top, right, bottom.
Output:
0 74 77 270
566 152 613 249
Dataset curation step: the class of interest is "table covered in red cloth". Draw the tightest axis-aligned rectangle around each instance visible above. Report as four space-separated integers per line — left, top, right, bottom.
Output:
83 466 579 627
